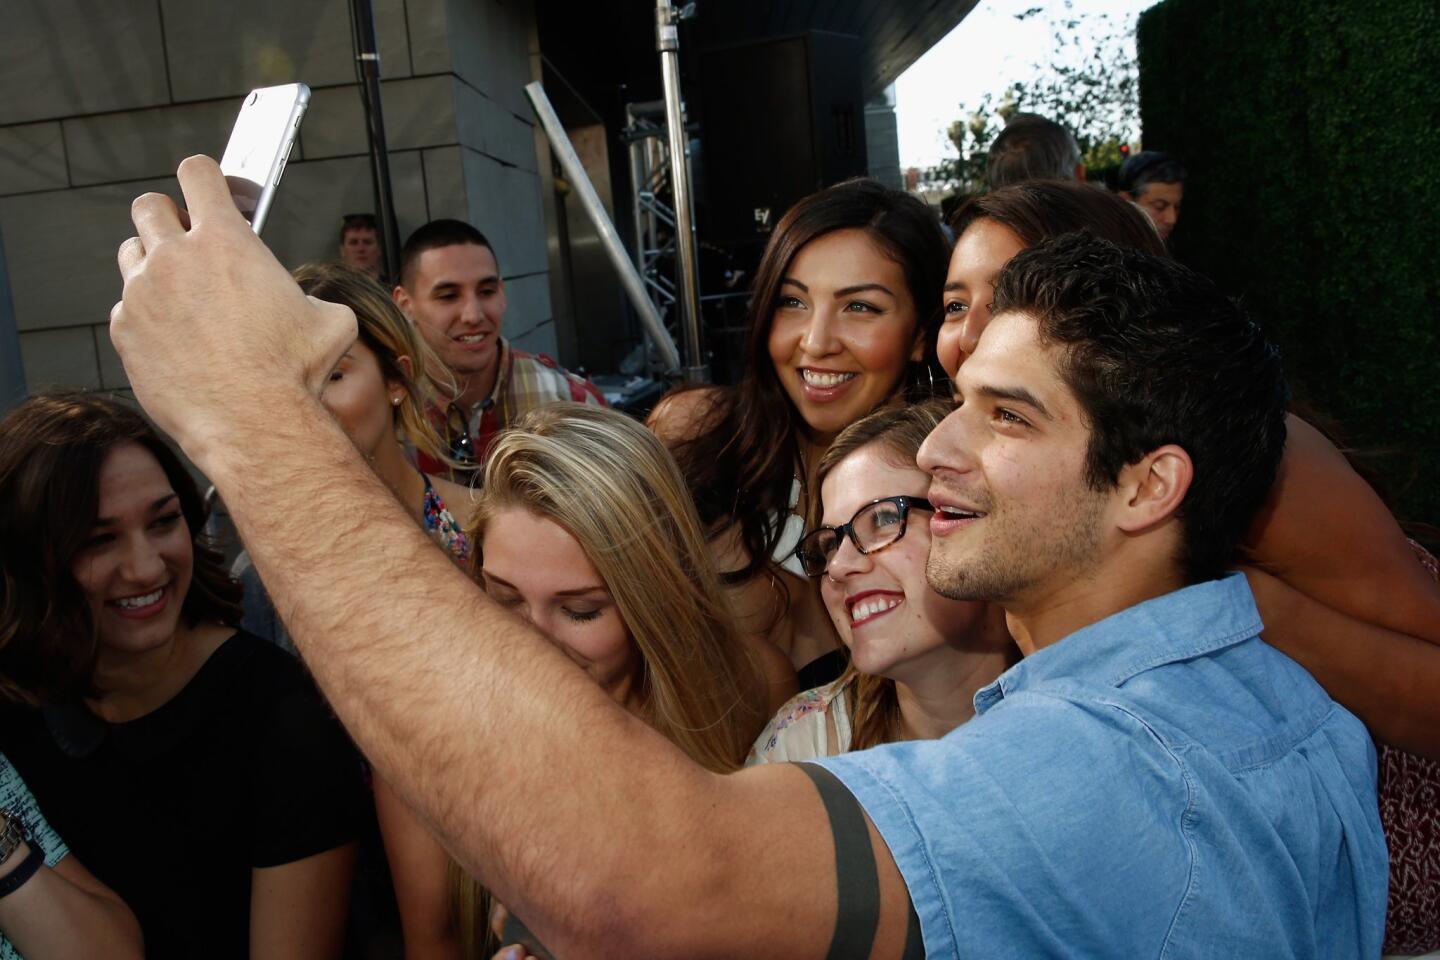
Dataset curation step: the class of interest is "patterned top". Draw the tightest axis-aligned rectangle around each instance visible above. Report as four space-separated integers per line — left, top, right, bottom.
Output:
421 475 471 565
0 753 69 960
746 679 853 766
1378 540 1440 957
417 338 606 477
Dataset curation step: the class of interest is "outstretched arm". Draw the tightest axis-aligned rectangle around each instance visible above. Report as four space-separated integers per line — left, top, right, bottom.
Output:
110 156 915 959
1244 414 1440 757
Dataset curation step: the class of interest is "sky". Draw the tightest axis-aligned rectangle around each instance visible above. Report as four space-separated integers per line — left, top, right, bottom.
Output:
894 0 1159 170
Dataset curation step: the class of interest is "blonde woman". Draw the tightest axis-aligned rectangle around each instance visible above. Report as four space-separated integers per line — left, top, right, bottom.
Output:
237 262 472 647
299 261 473 562
380 404 778 959
749 400 1016 764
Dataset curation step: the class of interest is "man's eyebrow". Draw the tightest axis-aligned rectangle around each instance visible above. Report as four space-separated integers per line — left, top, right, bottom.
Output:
432 275 500 291
94 493 178 527
976 384 1054 421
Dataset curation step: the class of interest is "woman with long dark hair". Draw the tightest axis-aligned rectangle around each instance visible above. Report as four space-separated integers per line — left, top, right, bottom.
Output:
0 394 364 959
652 178 951 688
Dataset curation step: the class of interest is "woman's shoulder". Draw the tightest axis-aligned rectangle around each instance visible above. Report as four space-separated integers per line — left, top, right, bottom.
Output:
427 474 477 524
646 385 734 447
745 679 851 766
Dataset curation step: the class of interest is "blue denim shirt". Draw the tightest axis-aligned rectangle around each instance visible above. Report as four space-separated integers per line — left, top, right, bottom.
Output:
817 573 1387 958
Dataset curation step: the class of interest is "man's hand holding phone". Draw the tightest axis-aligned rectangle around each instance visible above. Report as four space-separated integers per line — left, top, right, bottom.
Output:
110 155 356 471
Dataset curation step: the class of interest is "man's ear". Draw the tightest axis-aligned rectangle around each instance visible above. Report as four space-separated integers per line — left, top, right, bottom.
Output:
392 284 411 316
1114 444 1192 534
1118 190 1136 202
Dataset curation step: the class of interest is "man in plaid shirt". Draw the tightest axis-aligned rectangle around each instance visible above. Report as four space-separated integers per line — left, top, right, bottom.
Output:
393 219 605 477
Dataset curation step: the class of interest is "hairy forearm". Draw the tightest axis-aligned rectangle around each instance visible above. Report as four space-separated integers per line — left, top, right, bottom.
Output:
1247 566 1440 759
200 391 712 956
0 854 143 960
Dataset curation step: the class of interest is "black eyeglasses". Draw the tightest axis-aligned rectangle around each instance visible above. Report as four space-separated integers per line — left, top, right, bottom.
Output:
794 496 934 578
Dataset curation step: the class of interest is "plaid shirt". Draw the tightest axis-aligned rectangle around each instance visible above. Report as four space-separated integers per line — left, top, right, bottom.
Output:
417 338 606 477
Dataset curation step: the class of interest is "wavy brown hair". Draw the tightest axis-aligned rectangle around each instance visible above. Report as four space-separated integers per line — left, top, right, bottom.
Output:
0 393 242 705
814 398 952 751
663 178 951 582
949 180 1168 257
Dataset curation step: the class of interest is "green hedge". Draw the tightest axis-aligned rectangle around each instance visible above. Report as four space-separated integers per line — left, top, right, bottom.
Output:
1138 0 1440 529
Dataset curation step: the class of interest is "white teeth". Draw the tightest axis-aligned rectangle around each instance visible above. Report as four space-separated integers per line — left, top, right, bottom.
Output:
940 507 980 519
802 370 857 388
114 589 163 609
850 596 901 623
456 334 486 343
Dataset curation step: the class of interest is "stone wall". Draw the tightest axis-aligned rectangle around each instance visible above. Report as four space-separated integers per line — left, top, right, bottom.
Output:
0 0 555 399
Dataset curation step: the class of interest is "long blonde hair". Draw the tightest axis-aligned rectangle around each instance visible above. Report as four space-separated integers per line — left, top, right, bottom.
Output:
815 398 951 751
292 261 456 465
451 403 761 955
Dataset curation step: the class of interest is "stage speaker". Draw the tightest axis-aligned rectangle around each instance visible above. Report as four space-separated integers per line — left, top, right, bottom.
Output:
699 31 868 248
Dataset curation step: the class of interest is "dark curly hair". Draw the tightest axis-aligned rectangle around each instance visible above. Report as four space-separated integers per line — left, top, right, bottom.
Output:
993 233 1289 582
0 393 241 704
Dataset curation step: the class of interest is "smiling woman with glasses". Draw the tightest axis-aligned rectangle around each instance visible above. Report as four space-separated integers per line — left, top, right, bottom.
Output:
750 399 1018 765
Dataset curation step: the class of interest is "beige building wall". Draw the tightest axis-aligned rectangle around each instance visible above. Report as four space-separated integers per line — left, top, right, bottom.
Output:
0 0 556 400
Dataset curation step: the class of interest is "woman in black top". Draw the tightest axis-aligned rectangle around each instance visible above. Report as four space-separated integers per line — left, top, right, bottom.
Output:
0 393 363 959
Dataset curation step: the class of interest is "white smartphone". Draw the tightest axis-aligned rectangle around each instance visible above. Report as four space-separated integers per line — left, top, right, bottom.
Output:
219 83 310 234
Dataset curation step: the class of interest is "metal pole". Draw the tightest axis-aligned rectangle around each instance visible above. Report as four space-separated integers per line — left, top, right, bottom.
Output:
349 0 401 281
655 0 707 382
0 228 24 410
624 106 657 369
524 82 682 373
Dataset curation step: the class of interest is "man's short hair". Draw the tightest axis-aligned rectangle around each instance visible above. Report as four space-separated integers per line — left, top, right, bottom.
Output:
986 114 1084 189
398 219 497 289
993 232 1288 582
1117 151 1188 197
340 212 377 243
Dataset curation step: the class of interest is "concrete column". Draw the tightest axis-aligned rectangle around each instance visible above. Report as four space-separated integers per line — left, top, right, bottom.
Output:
0 0 555 392
865 84 904 191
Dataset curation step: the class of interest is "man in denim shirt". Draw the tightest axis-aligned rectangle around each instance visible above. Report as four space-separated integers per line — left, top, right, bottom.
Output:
813 234 1387 956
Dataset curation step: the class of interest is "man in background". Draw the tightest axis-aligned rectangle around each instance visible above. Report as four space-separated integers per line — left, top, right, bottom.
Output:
392 219 604 475
986 113 1086 188
1118 150 1187 241
339 213 382 281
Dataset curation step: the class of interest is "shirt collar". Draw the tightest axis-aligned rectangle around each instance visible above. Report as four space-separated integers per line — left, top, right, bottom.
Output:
472 336 511 413
974 572 1262 714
